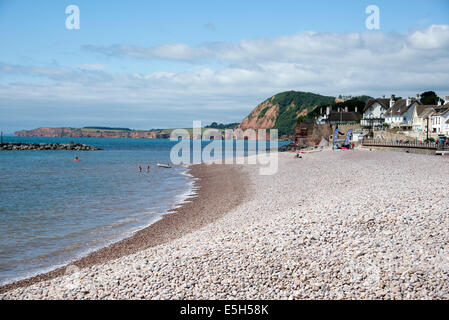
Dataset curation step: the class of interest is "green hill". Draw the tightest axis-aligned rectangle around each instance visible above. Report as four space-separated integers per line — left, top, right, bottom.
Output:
239 91 335 136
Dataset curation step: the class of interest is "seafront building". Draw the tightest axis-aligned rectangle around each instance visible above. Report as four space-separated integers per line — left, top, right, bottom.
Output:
384 95 421 130
307 93 448 146
361 94 421 130
431 106 449 135
360 97 390 128
361 94 449 136
412 105 435 132
316 105 362 125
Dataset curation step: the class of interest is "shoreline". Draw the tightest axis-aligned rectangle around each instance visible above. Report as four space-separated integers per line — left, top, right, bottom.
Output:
2 150 449 299
0 163 248 294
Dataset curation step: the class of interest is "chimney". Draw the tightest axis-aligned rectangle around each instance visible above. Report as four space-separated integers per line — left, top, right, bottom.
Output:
390 94 396 108
326 106 330 115
445 96 449 105
382 95 386 99
438 99 442 106
406 97 412 107
355 106 358 113
345 106 348 112
416 94 420 101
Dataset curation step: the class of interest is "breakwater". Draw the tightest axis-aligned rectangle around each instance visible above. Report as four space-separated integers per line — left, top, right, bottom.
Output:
0 142 101 151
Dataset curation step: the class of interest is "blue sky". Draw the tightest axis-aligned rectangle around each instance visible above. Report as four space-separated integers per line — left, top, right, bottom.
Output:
1 0 449 133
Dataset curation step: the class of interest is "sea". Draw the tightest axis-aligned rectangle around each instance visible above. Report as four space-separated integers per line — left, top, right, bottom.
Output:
0 136 288 285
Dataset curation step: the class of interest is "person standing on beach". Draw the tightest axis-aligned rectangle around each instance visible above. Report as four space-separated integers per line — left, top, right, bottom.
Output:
139 166 142 172
146 165 150 173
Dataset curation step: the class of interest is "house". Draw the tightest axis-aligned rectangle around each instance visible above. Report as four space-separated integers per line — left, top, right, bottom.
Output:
416 107 436 134
327 111 362 124
316 105 362 125
361 97 390 128
431 105 449 134
412 105 435 132
385 94 421 130
414 96 449 135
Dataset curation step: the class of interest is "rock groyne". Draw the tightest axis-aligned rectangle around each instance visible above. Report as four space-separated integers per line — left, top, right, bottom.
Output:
0 143 101 151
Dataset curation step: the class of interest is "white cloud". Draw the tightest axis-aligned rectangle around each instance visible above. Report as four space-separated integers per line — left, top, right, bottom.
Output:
84 24 449 63
2 24 449 129
407 24 449 49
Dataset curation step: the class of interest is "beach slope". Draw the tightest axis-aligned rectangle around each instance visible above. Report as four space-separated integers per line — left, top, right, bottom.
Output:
2 150 449 299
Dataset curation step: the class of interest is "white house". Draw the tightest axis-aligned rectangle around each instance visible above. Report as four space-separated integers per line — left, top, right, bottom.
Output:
361 97 390 128
385 95 421 130
431 106 449 135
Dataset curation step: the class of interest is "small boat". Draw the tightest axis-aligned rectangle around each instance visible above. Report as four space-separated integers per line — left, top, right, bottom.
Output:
157 163 172 168
301 150 323 154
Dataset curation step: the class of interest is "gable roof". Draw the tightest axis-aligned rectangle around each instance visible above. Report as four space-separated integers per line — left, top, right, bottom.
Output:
438 106 449 116
432 107 449 117
415 105 434 117
328 111 362 122
363 98 390 113
418 106 436 119
385 99 420 116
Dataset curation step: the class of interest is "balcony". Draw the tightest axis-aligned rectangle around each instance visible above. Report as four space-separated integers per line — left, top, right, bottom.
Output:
361 117 385 127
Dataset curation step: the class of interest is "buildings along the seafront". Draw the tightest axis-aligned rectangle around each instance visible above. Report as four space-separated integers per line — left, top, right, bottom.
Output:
431 106 449 135
296 94 449 147
361 95 449 136
360 97 390 128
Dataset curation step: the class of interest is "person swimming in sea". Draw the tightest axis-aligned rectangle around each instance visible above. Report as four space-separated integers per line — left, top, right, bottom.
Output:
74 156 81 161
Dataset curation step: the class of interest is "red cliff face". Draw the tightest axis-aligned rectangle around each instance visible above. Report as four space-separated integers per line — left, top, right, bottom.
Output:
15 127 65 137
239 100 279 131
14 127 169 139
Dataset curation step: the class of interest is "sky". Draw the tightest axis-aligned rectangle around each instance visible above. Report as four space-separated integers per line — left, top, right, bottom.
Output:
1 0 449 133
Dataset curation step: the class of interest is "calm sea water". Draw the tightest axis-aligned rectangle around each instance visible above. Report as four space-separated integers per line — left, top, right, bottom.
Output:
0 136 198 285
0 136 288 285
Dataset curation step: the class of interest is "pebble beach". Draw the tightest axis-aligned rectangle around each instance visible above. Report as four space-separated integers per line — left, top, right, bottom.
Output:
2 149 449 300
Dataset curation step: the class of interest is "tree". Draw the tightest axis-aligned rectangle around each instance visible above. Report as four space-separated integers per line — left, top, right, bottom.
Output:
420 91 441 105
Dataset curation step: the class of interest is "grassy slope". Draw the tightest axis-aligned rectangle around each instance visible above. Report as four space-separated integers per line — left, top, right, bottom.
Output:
269 91 335 136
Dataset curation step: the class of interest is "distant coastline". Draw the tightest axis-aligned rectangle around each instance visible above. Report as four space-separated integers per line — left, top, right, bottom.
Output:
14 127 172 139
13 126 288 141
13 126 241 139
